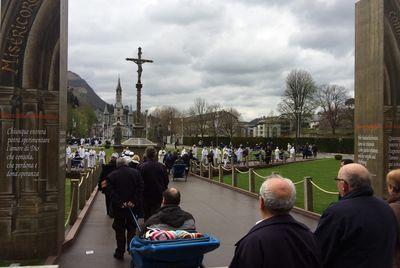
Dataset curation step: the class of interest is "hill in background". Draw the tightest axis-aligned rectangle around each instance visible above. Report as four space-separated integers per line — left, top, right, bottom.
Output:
68 71 110 111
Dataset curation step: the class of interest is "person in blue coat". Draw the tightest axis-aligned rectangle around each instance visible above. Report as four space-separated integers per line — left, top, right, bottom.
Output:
315 163 398 268
230 174 321 268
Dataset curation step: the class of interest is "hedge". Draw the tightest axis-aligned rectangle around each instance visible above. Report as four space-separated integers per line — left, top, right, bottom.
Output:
182 136 354 154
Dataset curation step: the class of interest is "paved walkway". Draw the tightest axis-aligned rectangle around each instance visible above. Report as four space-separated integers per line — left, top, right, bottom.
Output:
58 176 318 268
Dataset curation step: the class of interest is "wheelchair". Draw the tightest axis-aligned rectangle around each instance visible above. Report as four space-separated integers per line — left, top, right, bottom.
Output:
171 164 188 182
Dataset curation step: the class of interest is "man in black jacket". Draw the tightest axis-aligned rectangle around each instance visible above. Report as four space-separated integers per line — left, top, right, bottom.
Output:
107 157 144 260
230 174 320 268
141 188 195 235
315 163 398 268
98 153 118 217
139 146 169 220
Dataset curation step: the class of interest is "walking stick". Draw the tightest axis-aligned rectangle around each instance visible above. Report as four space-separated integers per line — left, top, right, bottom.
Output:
128 207 142 233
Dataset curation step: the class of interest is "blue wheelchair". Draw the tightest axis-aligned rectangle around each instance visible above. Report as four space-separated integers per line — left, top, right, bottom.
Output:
171 164 188 182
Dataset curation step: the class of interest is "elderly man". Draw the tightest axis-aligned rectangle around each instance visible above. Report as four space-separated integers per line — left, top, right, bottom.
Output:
98 153 118 217
141 188 195 235
107 157 144 260
139 146 169 220
315 163 397 268
230 174 320 268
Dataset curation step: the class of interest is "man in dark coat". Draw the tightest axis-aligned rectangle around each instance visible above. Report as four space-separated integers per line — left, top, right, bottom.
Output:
107 157 144 260
141 188 195 235
230 174 321 268
315 163 398 268
139 146 169 220
98 153 118 217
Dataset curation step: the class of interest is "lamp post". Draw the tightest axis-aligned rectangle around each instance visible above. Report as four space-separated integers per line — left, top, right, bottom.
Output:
214 112 219 147
169 120 172 144
294 108 301 154
181 117 184 144
145 109 148 139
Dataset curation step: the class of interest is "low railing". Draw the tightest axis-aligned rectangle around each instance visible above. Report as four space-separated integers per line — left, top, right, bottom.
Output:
64 164 101 229
190 160 338 213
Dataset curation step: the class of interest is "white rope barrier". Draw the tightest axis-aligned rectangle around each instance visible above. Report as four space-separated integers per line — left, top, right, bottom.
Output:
310 180 339 195
253 170 268 179
293 179 305 185
192 161 200 167
211 165 219 170
221 166 232 171
64 187 76 228
78 176 84 187
235 168 249 174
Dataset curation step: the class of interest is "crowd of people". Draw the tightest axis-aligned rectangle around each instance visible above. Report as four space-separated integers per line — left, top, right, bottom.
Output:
65 145 106 168
98 146 178 260
171 142 319 167
230 161 400 268
93 142 400 267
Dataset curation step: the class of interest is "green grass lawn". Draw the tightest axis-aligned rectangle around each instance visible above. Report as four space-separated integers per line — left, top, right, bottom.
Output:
216 158 341 214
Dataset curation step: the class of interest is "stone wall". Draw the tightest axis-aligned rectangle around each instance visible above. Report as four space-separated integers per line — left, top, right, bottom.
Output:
355 0 400 196
0 0 68 259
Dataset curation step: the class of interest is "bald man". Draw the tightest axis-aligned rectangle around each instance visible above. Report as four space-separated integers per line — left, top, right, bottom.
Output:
140 188 195 235
315 163 398 268
230 175 320 268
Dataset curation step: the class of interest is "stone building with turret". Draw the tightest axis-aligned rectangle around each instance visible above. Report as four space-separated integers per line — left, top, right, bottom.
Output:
101 78 134 139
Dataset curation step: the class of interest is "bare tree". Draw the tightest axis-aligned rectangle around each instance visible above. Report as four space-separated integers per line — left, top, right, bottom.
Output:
188 97 210 138
219 107 241 138
315 84 349 135
208 103 222 136
278 69 317 138
151 106 182 137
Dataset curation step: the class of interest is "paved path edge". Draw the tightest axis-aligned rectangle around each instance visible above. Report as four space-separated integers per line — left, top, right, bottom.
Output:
45 187 100 265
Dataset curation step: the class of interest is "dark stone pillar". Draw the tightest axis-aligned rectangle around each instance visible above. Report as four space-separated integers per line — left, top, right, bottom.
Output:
0 0 68 259
355 0 400 197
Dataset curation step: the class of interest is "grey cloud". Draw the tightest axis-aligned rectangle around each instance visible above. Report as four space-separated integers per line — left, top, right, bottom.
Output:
69 0 356 121
290 27 353 56
146 0 224 25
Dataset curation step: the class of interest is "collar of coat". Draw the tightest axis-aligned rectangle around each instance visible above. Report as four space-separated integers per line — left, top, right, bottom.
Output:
341 186 374 200
235 214 309 246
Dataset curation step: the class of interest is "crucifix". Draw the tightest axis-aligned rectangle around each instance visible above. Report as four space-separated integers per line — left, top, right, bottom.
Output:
126 47 153 126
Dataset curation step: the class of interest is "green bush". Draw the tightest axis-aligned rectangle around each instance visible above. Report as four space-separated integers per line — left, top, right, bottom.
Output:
334 154 343 160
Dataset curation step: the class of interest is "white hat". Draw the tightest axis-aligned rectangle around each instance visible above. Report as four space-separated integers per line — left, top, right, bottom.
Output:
111 153 119 158
124 156 132 163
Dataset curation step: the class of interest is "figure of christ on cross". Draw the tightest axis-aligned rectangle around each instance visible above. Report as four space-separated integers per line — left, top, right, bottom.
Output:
126 47 153 84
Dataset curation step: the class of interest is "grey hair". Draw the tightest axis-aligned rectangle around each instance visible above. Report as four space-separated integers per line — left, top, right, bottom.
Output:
342 170 371 189
259 174 296 214
116 157 127 168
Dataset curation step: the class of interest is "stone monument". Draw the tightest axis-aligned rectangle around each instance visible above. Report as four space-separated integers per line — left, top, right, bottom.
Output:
126 47 153 137
124 47 159 156
113 121 123 153
0 0 68 259
355 0 400 196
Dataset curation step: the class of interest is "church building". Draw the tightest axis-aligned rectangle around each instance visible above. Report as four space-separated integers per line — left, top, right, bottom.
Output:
101 78 134 139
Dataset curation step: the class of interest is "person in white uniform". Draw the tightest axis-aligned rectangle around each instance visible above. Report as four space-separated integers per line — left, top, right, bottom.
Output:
275 147 280 162
158 148 166 164
201 147 208 164
66 145 72 165
98 148 106 165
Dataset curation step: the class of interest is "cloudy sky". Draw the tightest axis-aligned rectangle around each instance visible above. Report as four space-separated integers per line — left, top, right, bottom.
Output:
69 0 355 121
